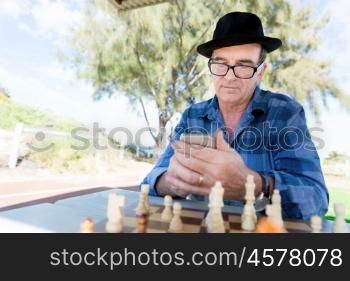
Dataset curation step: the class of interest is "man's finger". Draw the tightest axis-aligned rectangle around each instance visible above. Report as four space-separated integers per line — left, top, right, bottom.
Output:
174 149 214 176
166 175 211 196
173 140 226 164
215 130 233 152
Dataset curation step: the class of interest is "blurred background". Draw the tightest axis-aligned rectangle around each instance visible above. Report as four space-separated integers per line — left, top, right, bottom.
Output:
0 0 349 221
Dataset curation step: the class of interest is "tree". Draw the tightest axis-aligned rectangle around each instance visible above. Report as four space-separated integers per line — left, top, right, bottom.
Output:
62 0 349 154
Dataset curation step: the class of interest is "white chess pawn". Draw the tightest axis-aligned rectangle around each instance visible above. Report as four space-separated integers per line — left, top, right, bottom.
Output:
169 202 183 232
161 195 173 222
332 203 348 233
135 192 149 215
141 184 150 211
106 194 125 233
310 215 322 233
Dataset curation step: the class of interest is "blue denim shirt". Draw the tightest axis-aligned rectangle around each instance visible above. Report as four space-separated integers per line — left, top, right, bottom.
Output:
141 87 329 220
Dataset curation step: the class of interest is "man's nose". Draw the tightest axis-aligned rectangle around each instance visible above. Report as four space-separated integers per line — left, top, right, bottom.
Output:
224 68 237 81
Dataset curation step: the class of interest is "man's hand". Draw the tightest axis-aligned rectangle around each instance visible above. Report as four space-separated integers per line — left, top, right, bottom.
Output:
172 130 262 201
155 154 215 198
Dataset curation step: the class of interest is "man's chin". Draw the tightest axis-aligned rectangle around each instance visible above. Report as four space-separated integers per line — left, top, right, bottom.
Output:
221 87 241 95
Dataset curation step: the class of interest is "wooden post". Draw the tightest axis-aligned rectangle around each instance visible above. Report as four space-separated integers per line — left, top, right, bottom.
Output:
119 140 125 161
8 123 24 169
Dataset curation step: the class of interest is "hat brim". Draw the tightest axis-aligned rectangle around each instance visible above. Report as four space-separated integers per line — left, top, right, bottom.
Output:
197 35 282 58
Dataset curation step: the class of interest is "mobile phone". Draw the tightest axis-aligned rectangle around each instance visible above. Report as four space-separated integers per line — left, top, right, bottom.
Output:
179 134 216 148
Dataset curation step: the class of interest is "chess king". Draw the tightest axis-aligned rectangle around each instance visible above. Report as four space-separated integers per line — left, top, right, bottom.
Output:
141 12 328 220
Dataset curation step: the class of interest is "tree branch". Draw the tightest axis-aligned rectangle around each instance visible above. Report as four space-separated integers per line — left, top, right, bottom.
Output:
189 67 209 86
138 96 157 142
184 0 226 61
134 47 156 97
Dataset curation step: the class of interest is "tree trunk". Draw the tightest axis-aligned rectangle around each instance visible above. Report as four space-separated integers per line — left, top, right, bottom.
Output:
154 116 168 159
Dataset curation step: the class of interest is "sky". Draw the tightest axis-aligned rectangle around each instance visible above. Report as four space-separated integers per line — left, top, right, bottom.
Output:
0 0 349 158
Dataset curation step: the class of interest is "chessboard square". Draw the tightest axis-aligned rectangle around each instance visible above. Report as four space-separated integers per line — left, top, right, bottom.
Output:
224 220 230 232
147 228 167 233
229 221 243 232
181 209 206 219
182 223 202 233
149 206 161 214
148 219 169 230
181 216 203 225
284 221 311 231
229 229 250 233
228 214 241 223
124 216 137 227
149 212 163 222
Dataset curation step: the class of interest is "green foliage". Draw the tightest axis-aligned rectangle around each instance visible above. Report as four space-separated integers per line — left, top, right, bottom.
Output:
325 151 350 162
0 100 78 132
62 0 348 148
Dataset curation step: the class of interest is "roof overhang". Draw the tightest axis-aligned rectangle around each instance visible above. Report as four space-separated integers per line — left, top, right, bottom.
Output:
108 0 169 11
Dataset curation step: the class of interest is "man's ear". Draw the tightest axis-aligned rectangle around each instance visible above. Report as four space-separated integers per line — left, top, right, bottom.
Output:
257 63 267 81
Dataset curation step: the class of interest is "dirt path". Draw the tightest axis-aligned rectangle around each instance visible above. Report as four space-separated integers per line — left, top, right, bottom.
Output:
0 161 154 209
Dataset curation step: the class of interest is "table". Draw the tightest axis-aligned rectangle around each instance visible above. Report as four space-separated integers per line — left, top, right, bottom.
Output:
0 188 346 233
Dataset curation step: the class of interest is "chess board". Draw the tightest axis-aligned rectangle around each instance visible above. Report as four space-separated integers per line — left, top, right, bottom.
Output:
94 203 313 233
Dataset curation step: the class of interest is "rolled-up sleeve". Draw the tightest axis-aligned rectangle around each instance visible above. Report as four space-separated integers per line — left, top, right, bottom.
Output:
265 105 328 220
141 109 189 196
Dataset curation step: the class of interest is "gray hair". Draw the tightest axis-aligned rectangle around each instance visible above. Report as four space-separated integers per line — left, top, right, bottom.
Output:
259 47 267 64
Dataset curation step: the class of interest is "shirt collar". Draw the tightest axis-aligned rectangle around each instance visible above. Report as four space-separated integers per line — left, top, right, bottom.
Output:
192 86 268 120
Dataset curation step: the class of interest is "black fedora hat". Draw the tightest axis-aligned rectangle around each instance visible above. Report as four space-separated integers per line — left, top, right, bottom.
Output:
197 12 282 58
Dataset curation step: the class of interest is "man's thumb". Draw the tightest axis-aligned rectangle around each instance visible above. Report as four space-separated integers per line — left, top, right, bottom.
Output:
215 130 232 152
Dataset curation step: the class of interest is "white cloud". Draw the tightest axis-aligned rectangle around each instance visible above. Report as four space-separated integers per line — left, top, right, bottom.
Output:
0 0 83 39
317 0 350 79
30 0 82 37
17 23 35 34
0 0 32 19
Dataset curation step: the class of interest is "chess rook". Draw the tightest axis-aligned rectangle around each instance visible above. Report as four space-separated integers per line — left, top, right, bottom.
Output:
105 193 125 233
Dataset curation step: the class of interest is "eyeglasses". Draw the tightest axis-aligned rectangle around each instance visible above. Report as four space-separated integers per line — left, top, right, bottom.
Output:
208 59 264 79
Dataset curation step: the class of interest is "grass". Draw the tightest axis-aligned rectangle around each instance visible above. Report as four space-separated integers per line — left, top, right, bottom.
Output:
325 186 350 222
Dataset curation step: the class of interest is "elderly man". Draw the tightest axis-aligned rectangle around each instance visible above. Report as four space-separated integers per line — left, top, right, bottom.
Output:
141 12 328 220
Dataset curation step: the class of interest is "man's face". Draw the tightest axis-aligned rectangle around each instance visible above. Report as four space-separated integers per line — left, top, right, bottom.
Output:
210 43 266 108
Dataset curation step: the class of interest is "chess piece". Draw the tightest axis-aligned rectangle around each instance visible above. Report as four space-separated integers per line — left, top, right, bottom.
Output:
310 215 322 233
206 182 225 233
80 217 94 233
135 214 149 233
135 191 149 215
241 175 257 231
271 189 283 228
332 203 348 233
106 193 125 233
265 205 287 232
141 184 150 211
169 202 183 232
161 195 173 222
210 206 226 233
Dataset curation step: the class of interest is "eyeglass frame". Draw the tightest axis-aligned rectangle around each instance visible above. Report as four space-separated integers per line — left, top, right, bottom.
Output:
208 58 265 79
